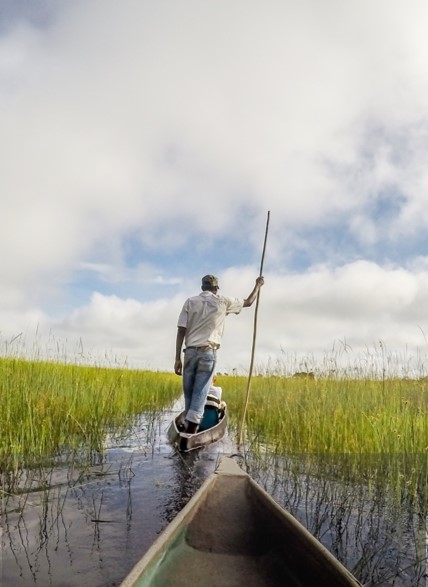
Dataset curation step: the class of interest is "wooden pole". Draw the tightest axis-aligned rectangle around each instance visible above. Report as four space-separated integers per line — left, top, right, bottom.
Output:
238 211 270 446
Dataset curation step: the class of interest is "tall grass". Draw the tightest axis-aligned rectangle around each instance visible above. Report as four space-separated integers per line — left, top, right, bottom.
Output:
0 357 181 472
222 374 428 501
3 354 427 497
223 374 428 454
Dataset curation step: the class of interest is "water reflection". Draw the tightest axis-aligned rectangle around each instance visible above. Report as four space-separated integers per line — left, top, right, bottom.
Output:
0 407 227 587
1 409 427 587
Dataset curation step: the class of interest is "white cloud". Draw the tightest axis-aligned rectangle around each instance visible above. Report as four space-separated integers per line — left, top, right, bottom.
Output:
2 1 428 375
2 262 428 378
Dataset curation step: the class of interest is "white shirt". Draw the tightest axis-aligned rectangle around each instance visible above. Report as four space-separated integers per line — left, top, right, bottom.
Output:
177 291 244 348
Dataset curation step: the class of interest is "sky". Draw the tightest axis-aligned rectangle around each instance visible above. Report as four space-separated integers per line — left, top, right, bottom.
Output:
2 0 428 376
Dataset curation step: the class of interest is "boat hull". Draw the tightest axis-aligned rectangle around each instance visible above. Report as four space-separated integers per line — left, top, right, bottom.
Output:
167 405 228 452
120 457 362 587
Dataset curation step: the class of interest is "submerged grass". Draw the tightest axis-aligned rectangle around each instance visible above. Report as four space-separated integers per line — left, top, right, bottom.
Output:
0 357 181 472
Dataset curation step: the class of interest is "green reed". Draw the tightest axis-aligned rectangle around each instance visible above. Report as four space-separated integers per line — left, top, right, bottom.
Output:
223 374 428 454
220 373 428 508
0 357 181 472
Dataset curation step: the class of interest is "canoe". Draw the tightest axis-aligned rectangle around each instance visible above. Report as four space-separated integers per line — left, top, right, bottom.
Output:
120 457 362 587
167 403 228 452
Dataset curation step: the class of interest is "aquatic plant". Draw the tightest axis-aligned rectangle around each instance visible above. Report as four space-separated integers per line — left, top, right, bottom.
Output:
224 374 428 455
221 373 428 505
0 358 181 473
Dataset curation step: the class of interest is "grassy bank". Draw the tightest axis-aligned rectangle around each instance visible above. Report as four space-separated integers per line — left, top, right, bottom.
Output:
0 357 181 472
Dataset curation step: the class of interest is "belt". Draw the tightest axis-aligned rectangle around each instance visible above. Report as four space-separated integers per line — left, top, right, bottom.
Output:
185 345 214 352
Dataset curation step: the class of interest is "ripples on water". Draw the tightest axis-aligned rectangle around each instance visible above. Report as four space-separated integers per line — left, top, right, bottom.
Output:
1 406 427 587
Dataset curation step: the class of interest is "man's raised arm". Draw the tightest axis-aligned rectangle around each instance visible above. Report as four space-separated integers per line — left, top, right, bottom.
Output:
243 277 265 307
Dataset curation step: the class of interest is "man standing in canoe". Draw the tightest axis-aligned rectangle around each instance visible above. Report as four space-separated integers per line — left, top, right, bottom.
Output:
174 274 264 433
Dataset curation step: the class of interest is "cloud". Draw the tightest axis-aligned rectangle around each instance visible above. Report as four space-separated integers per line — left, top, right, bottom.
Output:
2 1 428 375
2 261 427 379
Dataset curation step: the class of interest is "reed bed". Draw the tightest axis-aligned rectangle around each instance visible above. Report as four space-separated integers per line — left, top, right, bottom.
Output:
223 374 428 454
0 357 181 473
221 373 428 503
3 355 427 497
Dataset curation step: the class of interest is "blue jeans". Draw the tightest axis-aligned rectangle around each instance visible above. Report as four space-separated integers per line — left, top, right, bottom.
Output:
182 348 216 424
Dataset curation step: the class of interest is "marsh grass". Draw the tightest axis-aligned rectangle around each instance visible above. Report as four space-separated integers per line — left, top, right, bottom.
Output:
2 357 427 586
0 357 181 473
221 373 428 503
224 373 428 584
3 355 428 500
223 374 428 453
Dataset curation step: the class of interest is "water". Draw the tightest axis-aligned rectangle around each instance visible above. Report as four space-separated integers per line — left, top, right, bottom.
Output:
245 453 428 586
1 406 427 586
1 406 232 587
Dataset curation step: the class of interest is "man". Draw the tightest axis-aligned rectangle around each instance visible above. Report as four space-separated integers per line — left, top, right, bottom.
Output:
174 274 264 433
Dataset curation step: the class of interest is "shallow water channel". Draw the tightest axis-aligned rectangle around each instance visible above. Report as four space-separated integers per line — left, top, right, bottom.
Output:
1 404 427 587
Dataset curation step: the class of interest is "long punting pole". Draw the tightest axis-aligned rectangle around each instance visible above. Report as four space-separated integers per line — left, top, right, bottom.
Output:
238 211 270 446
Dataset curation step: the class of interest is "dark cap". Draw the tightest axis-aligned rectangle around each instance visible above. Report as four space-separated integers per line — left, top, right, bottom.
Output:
201 274 219 287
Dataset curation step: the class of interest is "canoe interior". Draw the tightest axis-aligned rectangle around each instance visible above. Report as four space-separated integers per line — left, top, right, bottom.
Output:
121 458 361 587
